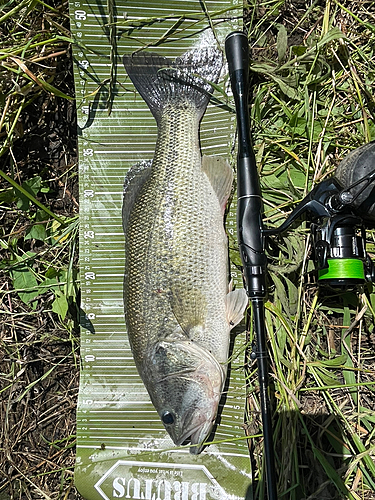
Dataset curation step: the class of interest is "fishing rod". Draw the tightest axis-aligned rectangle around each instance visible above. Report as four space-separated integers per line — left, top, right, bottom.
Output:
225 30 375 499
225 31 278 500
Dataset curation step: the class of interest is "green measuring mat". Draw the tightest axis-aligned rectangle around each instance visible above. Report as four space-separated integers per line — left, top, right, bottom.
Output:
69 1 251 498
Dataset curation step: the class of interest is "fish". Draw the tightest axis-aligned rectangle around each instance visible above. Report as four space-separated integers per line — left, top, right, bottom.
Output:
122 45 248 453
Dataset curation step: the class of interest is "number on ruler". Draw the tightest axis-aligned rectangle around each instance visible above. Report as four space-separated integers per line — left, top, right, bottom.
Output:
79 60 89 70
75 10 87 20
85 272 96 280
84 355 95 362
84 189 94 197
83 148 93 156
84 230 94 239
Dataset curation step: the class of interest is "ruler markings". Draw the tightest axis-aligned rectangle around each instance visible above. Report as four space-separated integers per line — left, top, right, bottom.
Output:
86 375 141 379
90 355 131 360
82 134 229 143
74 0 250 493
90 216 122 220
81 401 153 406
89 384 145 388
83 436 167 442
88 427 165 432
76 443 251 459
80 121 230 131
92 349 129 353
89 419 165 423
90 225 121 228
93 274 123 277
91 250 125 254
89 211 123 214
90 265 124 269
94 315 124 319
90 339 128 343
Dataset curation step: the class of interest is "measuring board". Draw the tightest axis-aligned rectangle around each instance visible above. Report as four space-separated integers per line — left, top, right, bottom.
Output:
69 1 252 499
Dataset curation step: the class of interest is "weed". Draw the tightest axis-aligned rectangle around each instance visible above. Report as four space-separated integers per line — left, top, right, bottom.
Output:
0 0 80 498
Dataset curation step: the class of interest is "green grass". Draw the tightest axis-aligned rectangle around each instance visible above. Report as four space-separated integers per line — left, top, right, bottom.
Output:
0 0 79 498
0 0 375 498
0 0 78 321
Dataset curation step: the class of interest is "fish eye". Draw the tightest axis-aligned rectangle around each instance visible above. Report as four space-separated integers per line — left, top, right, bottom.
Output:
161 411 174 425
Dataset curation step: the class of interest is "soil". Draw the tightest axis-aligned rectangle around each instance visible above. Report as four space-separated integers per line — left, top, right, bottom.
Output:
0 46 82 498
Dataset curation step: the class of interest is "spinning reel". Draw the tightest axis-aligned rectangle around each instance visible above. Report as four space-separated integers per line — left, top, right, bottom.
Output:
265 142 375 287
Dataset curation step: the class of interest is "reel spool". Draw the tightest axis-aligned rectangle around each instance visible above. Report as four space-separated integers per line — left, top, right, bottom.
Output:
312 214 372 286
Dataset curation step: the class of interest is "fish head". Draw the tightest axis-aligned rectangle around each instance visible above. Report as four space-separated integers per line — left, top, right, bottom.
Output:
143 339 225 453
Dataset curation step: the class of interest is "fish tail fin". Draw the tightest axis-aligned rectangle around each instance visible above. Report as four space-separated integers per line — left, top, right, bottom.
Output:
123 47 223 123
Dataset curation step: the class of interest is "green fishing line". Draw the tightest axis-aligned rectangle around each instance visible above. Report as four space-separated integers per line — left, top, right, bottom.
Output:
318 258 365 281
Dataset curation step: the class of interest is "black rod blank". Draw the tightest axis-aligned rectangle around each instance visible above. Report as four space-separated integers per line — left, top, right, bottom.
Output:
225 31 278 500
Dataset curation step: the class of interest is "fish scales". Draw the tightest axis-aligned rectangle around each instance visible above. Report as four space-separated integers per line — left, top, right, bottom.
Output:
125 101 229 361
122 46 248 452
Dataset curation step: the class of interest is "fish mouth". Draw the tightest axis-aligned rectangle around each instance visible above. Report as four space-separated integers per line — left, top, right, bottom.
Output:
189 421 215 455
173 414 215 454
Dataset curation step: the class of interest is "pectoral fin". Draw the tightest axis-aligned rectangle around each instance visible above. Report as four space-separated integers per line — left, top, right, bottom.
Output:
169 287 207 336
226 288 248 329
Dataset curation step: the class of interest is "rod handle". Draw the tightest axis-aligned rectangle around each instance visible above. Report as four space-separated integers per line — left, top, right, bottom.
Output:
225 32 266 297
225 31 249 78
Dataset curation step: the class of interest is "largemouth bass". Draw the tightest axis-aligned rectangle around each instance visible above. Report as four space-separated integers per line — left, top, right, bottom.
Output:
122 45 248 453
